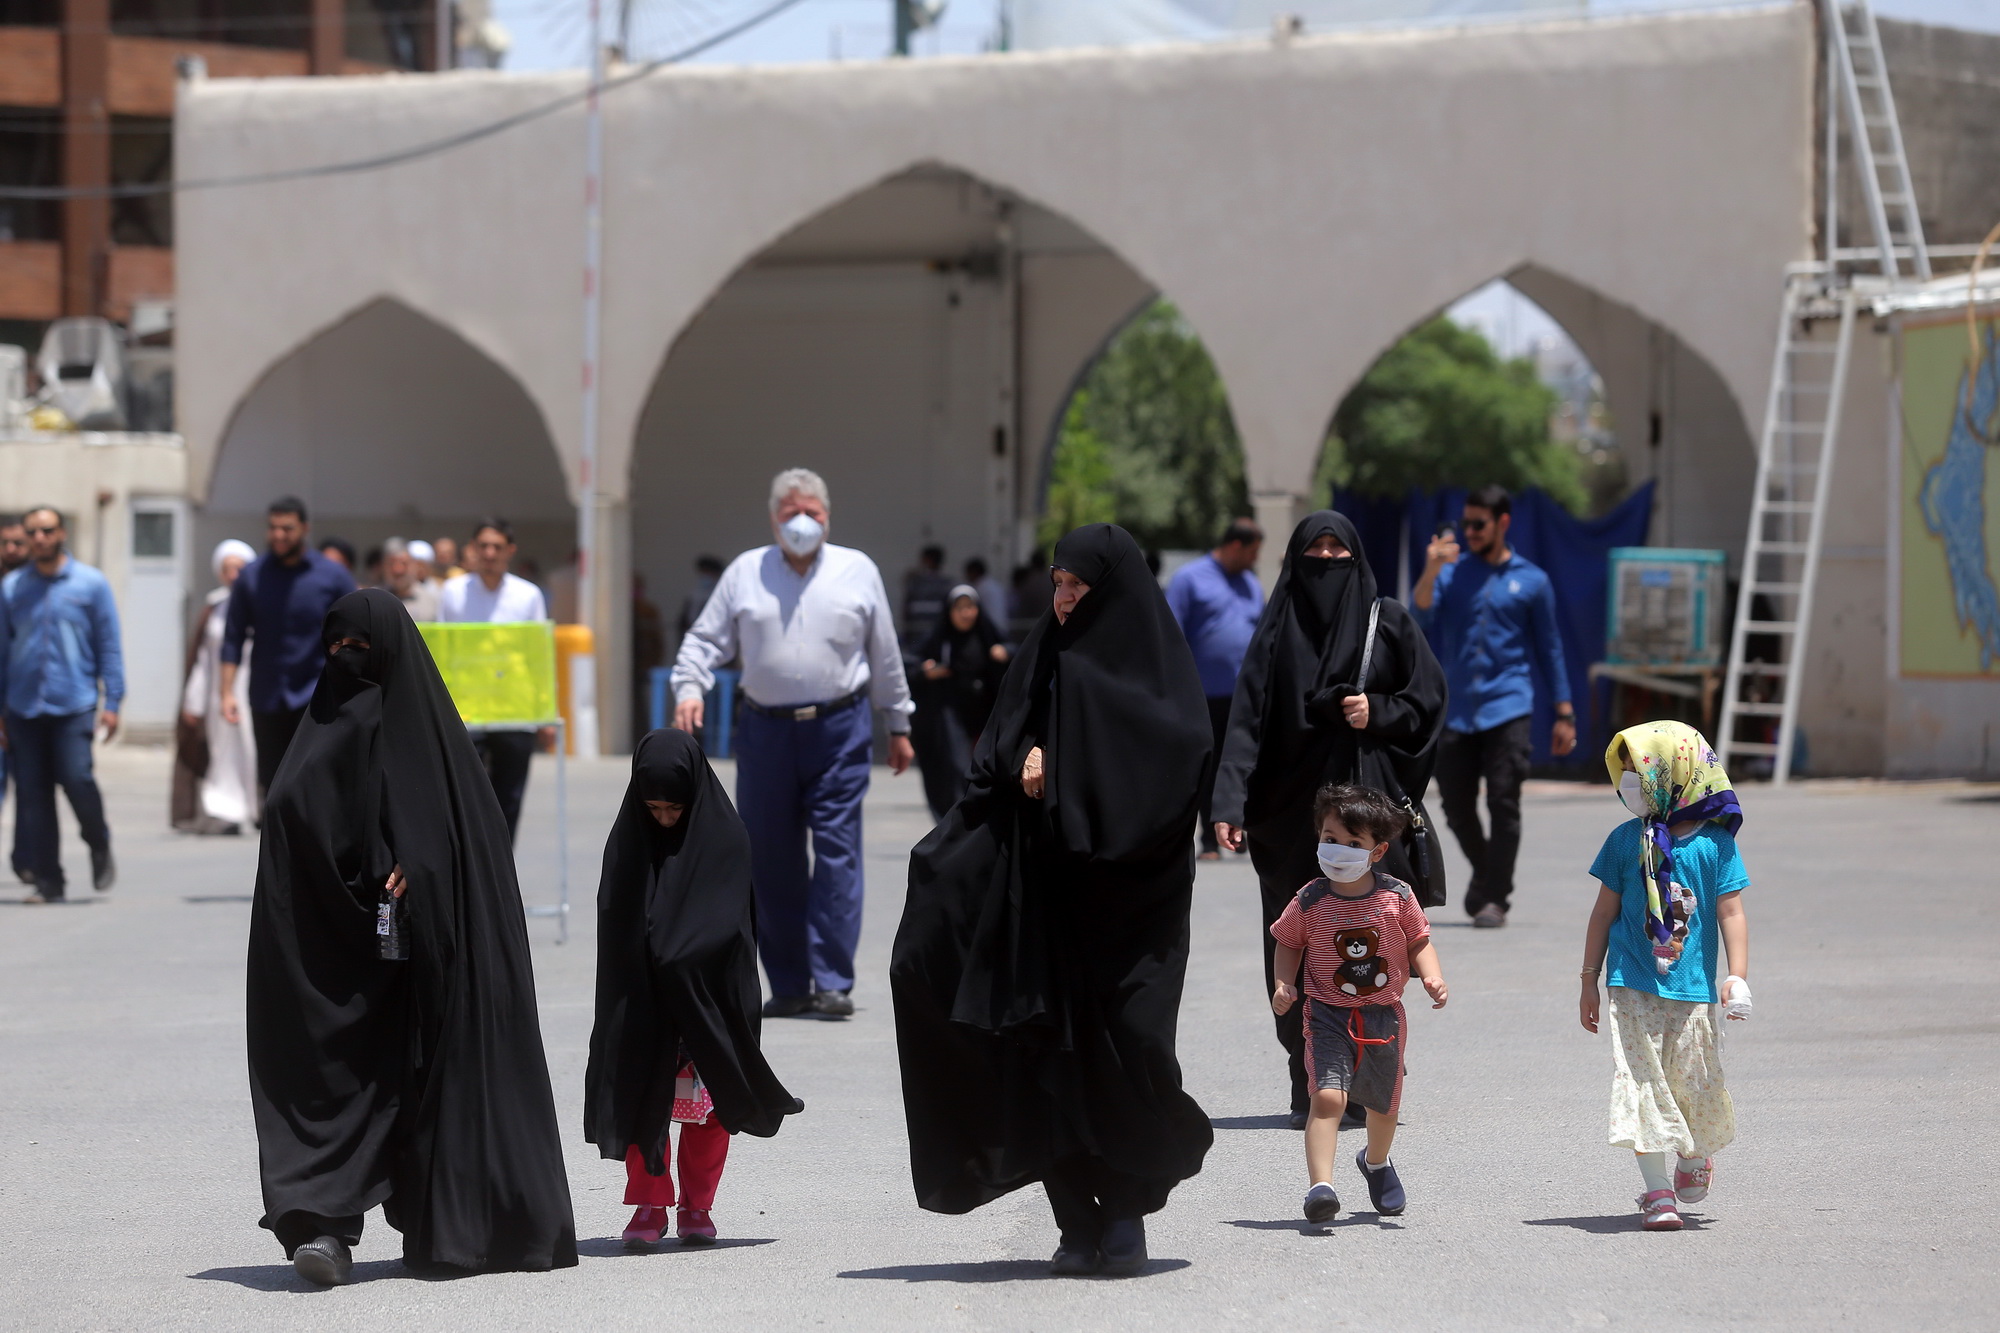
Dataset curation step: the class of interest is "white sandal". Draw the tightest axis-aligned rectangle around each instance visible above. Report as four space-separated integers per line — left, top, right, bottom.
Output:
1639 1189 1683 1231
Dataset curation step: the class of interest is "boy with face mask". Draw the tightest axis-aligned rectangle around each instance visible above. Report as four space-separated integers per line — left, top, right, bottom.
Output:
1270 783 1448 1224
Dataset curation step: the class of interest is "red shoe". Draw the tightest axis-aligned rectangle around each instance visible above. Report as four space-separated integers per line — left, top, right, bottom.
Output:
1639 1189 1683 1231
677 1207 717 1245
623 1205 670 1244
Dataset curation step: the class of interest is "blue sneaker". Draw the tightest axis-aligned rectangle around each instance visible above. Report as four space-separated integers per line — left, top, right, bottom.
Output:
1302 1182 1340 1222
1356 1148 1406 1215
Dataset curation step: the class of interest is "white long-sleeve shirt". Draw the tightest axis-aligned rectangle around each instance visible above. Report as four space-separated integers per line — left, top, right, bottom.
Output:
672 543 914 730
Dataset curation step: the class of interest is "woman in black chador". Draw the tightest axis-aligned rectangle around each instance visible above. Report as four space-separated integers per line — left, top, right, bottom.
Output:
584 728 802 1246
245 588 577 1285
1210 512 1447 1127
908 584 1012 819
891 524 1214 1278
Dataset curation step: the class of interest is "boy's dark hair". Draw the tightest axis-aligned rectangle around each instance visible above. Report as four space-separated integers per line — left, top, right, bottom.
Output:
1464 484 1511 519
471 515 515 544
695 554 724 575
267 495 308 521
1218 517 1263 548
1312 782 1408 845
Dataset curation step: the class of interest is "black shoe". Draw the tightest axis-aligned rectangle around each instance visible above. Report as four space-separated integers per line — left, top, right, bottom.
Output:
1303 1182 1340 1223
1099 1217 1146 1277
1287 1110 1309 1131
1472 904 1507 929
1340 1103 1368 1131
1356 1147 1406 1216
92 846 115 893
810 989 855 1019
762 994 813 1018
293 1235 353 1286
1049 1240 1102 1277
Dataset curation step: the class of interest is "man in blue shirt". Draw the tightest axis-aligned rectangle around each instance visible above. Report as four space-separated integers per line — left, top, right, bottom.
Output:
1166 518 1265 858
1414 485 1575 928
0 506 123 902
219 496 355 800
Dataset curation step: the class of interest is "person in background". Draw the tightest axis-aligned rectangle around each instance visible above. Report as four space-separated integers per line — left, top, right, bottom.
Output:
360 546 385 589
316 537 356 573
964 556 1010 631
431 536 464 581
0 519 28 575
677 556 724 647
631 573 666 732
0 505 123 902
902 544 952 645
221 496 357 800
1165 518 1265 859
671 469 914 1021
1413 484 1576 929
440 517 553 843
175 538 259 835
407 539 438 591
376 537 440 622
907 585 1010 819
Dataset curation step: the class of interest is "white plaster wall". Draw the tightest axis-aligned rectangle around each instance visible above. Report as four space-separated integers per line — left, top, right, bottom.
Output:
177 4 1814 509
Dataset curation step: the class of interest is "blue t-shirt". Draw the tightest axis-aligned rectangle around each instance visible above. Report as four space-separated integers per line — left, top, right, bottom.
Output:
1589 819 1748 1004
1165 554 1264 699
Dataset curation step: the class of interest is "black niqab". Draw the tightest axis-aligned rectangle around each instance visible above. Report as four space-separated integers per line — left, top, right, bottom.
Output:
890 523 1214 1216
585 730 802 1171
246 588 577 1272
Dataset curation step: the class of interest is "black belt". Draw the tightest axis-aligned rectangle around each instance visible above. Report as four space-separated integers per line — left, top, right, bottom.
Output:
742 687 868 722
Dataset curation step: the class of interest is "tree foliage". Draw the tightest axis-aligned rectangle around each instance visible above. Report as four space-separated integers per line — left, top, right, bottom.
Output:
1319 317 1586 512
1041 301 1248 552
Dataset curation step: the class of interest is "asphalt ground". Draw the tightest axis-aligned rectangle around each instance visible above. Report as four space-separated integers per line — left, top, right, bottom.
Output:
2 746 1996 1331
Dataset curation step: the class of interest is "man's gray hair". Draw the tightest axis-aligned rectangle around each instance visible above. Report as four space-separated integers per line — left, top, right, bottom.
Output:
381 536 409 558
769 468 830 515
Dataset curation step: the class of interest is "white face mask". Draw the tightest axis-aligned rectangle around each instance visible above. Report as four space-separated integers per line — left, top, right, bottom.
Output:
1316 842 1375 884
1618 770 1649 816
777 512 824 559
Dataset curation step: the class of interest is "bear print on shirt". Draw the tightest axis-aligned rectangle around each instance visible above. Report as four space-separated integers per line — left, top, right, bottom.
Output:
1334 926 1389 997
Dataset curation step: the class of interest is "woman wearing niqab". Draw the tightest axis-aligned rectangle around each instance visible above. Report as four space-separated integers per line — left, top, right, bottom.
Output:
245 588 577 1284
584 728 802 1244
891 524 1214 1277
907 584 1011 818
1210 511 1447 1125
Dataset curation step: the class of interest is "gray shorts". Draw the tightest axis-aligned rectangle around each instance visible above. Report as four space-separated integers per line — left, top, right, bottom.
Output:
1303 999 1404 1115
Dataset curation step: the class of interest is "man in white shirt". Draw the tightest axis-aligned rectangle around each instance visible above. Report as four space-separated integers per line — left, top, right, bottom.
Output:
672 468 914 1020
440 517 551 842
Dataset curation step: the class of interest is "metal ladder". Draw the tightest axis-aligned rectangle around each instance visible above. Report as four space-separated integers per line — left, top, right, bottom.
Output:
1824 0 1930 279
1717 278 1858 783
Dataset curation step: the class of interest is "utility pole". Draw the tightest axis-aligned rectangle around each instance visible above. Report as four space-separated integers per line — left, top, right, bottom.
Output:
893 0 913 56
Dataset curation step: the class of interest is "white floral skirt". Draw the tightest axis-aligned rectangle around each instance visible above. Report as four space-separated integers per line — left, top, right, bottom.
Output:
1606 986 1735 1158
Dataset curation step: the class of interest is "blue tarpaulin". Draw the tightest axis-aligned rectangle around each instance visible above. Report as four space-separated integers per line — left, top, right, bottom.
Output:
1333 482 1655 765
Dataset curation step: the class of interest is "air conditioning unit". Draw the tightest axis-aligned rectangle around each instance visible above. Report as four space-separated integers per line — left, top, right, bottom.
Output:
37 318 127 430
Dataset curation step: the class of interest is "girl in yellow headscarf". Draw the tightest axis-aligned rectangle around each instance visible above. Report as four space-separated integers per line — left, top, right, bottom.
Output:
1577 722 1752 1233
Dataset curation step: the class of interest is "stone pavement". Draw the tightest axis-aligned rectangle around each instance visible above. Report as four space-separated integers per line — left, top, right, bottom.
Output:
2 746 1995 1331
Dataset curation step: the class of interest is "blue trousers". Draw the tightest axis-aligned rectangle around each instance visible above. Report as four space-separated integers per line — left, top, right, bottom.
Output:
7 710 109 894
735 699 873 997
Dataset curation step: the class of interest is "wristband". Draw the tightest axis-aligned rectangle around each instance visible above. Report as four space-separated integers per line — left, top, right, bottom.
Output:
1578 965 1599 978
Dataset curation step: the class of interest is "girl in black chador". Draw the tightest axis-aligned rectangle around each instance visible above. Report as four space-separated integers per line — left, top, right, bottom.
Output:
892 524 1214 1278
246 589 576 1285
584 728 803 1247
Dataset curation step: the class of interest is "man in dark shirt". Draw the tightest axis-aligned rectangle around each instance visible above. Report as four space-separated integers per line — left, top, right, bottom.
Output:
219 496 355 799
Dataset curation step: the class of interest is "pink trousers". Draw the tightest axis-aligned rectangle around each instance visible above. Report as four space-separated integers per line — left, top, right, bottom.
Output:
624 1119 730 1209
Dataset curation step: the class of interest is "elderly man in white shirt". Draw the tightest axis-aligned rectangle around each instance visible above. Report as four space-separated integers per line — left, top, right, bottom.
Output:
672 468 914 1020
440 517 551 843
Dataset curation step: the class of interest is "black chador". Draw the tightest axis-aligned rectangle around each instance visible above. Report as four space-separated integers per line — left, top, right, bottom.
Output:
246 588 577 1276
891 524 1214 1273
1211 511 1447 1118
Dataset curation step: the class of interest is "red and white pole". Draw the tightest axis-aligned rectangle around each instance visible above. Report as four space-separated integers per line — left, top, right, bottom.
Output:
576 0 604 752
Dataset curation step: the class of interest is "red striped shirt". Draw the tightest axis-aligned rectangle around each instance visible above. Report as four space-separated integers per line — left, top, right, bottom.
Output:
1270 872 1431 1008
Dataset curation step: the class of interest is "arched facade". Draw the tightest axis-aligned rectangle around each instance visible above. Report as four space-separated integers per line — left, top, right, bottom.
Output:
175 3 1814 748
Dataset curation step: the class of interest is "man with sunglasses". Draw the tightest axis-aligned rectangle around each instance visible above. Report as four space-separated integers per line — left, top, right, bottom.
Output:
0 506 123 902
1414 484 1575 929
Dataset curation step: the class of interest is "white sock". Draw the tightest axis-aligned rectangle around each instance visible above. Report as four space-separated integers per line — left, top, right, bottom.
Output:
1677 1155 1706 1172
1636 1152 1673 1194
1310 1180 1334 1190
1363 1155 1389 1171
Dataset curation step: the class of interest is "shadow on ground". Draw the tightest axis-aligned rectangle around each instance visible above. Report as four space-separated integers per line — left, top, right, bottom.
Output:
1522 1214 1708 1234
1229 1216 1403 1234
839 1258 1191 1282
576 1236 776 1258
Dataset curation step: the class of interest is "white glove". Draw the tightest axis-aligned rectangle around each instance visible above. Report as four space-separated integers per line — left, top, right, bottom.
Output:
1722 975 1753 1020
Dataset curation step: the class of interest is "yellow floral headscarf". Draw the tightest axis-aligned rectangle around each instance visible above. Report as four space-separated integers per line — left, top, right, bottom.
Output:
1605 721 1743 971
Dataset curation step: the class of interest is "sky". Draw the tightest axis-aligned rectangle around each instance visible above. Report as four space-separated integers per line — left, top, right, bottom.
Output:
491 0 1999 73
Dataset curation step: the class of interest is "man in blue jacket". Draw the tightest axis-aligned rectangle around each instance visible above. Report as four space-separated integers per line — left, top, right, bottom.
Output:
1165 517 1264 858
219 496 355 799
1414 485 1576 928
0 506 123 902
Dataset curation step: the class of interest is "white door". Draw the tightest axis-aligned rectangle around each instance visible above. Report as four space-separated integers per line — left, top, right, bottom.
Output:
121 497 190 729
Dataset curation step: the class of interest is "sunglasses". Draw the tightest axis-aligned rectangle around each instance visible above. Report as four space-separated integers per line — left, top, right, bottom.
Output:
1459 517 1491 532
22 526 57 537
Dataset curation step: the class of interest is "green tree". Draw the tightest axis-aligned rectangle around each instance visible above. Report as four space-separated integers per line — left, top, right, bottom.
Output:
1040 301 1249 552
1319 317 1587 513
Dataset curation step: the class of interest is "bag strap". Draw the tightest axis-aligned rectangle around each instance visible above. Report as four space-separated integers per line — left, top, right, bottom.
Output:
1355 598 1383 694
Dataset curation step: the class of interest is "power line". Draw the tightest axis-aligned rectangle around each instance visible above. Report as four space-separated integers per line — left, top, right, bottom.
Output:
0 0 811 200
